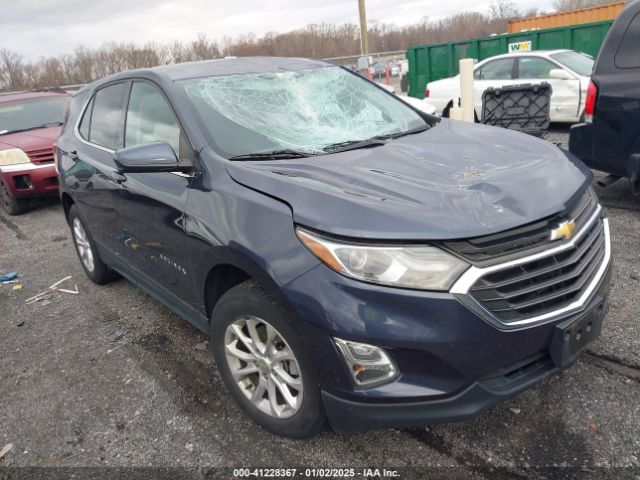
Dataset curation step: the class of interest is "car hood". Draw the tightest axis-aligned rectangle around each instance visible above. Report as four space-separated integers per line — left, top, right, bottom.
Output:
0 126 61 153
226 119 591 240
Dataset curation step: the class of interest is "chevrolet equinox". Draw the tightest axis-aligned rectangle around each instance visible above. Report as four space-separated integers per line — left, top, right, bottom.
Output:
56 57 612 438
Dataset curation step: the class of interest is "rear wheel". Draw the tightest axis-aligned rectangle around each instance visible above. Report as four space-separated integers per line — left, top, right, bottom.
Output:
68 205 120 285
442 101 453 118
211 280 325 438
0 180 29 215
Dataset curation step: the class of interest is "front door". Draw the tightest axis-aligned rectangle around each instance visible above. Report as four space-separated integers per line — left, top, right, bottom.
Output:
112 80 196 303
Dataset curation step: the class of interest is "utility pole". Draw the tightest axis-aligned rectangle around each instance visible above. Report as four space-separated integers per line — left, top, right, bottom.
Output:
358 0 369 56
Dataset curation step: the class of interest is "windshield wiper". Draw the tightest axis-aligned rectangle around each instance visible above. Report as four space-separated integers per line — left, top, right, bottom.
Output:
228 149 314 161
374 124 430 140
322 125 430 154
322 138 386 153
0 122 64 136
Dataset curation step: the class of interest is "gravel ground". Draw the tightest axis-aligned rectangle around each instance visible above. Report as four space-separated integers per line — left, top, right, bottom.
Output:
1 126 639 479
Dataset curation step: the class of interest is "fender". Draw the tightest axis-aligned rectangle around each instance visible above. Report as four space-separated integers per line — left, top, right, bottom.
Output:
192 243 299 319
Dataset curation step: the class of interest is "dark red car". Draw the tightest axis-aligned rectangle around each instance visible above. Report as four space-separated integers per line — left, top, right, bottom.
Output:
0 91 69 215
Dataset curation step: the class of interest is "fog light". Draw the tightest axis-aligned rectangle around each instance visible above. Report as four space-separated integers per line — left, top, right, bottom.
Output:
334 338 398 387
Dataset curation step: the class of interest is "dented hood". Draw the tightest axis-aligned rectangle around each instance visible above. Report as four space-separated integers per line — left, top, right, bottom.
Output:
226 119 591 240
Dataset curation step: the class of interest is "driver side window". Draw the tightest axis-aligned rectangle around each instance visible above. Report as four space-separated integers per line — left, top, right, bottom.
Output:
125 82 181 155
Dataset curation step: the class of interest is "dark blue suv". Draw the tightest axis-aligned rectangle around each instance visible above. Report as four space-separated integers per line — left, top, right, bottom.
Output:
56 57 611 438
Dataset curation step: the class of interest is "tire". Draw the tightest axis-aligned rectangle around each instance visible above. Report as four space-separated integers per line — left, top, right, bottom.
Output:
211 280 325 438
0 180 29 215
68 204 120 285
442 101 452 118
442 101 479 122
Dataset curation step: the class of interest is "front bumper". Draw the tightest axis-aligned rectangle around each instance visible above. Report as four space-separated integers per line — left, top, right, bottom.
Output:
0 162 59 199
283 214 612 431
321 276 610 433
323 351 555 433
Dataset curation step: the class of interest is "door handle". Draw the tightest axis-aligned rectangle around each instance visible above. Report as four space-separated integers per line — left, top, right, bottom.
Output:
68 150 79 161
109 171 127 184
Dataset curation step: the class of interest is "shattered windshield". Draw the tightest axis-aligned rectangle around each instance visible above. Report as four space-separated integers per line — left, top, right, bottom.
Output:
180 66 427 158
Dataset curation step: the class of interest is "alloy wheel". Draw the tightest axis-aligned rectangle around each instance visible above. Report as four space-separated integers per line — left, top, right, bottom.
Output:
224 315 303 419
72 217 95 272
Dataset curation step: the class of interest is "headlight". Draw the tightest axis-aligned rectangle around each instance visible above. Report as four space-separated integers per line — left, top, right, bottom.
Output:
296 228 469 290
334 338 398 387
0 148 31 166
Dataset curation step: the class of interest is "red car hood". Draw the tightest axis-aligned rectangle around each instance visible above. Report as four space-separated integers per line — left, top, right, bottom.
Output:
0 126 61 153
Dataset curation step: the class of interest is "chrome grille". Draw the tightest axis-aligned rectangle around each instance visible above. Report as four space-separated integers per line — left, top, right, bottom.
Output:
443 188 597 266
468 214 607 324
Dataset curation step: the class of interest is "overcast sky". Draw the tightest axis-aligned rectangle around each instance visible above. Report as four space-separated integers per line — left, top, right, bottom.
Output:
2 0 557 60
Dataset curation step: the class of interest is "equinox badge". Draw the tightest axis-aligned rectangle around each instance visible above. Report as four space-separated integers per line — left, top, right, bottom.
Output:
550 220 576 241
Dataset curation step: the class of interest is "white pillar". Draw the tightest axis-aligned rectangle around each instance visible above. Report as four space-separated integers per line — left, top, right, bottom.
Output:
459 58 475 123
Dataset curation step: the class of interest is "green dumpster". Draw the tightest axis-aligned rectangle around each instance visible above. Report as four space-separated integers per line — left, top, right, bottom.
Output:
406 20 613 98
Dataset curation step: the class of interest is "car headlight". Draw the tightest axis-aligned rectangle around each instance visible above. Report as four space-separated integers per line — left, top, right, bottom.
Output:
334 338 398 387
0 148 31 166
296 228 469 290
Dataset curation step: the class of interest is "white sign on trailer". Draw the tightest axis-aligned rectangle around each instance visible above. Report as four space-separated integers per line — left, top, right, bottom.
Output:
508 41 532 52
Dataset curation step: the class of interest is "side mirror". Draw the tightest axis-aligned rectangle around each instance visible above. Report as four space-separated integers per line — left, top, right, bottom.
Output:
113 141 185 173
549 69 574 81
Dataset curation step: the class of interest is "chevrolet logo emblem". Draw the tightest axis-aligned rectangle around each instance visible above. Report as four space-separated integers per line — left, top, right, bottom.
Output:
550 220 576 241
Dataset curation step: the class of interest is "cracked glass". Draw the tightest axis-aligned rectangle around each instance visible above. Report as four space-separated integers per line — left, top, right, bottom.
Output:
181 66 427 157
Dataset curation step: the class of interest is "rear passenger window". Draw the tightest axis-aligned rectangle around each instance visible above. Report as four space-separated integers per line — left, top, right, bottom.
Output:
479 59 513 80
89 83 127 149
125 82 181 155
615 12 640 68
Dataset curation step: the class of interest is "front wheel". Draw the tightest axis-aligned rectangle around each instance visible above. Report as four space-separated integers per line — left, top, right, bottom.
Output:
0 180 29 215
211 280 325 438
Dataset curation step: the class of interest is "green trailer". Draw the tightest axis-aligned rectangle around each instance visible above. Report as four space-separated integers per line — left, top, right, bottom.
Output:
406 20 613 98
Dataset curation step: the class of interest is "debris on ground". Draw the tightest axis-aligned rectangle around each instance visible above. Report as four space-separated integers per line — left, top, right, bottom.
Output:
25 276 78 305
104 330 127 354
105 330 124 342
0 443 13 460
194 341 209 351
0 272 17 283
509 408 521 415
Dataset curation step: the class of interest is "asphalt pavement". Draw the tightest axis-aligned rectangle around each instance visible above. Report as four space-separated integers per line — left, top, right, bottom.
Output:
0 127 639 479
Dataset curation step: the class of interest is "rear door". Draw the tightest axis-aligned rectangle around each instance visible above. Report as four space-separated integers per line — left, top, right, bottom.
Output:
516 56 580 121
474 58 516 117
63 81 129 256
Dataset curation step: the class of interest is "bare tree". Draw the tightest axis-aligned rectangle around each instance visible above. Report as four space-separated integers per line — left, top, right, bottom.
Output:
490 0 521 21
553 0 615 11
0 7 522 92
0 49 26 91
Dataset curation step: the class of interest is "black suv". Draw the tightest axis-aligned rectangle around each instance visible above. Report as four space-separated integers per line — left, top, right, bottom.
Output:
570 0 640 194
56 57 611 437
